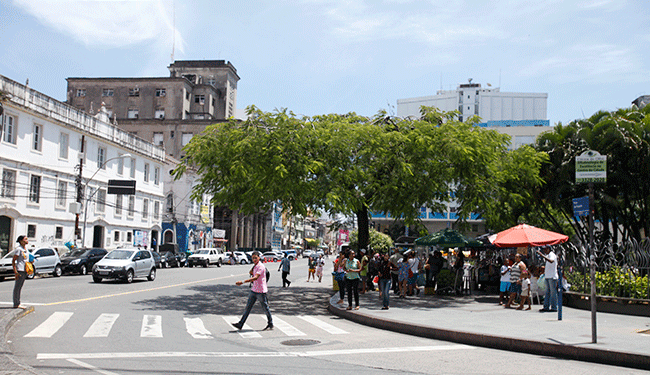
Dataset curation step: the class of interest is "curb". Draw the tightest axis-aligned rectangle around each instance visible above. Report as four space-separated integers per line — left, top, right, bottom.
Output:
1 306 40 374
327 296 650 371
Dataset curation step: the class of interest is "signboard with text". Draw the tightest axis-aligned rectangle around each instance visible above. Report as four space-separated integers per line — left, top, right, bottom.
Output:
576 151 607 183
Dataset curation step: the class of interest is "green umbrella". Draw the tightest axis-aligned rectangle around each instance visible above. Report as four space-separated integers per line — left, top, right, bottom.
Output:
415 228 483 248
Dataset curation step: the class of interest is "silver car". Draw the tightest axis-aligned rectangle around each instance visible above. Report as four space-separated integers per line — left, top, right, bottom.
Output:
92 249 156 283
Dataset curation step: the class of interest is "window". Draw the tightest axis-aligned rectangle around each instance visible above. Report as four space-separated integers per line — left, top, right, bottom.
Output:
33 124 42 151
27 224 36 238
212 98 215 107
128 88 140 97
55 226 63 239
185 91 190 100
127 108 139 119
155 108 165 119
153 132 163 146
195 95 205 105
143 198 149 219
170 131 174 138
2 114 16 144
96 189 106 213
1 169 16 199
128 196 135 217
126 231 132 242
155 88 166 97
98 147 106 169
143 163 149 182
115 194 122 215
181 132 193 146
76 89 86 97
130 158 136 178
154 201 160 220
102 88 114 97
154 167 160 185
166 193 173 212
59 133 69 159
29 175 41 203
117 155 124 175
56 181 67 208
114 231 120 242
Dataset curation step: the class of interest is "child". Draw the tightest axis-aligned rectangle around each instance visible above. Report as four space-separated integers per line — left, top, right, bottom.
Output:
517 270 531 310
316 255 324 282
499 258 511 305
307 256 316 282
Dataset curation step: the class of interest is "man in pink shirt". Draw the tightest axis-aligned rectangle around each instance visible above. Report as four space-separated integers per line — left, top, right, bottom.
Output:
232 251 273 331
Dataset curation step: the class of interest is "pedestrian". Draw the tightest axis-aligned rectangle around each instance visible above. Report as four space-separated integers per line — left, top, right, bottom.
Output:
307 255 316 282
232 251 273 331
397 253 410 298
505 253 526 308
498 257 511 305
517 270 532 310
377 252 394 309
408 251 421 296
426 250 444 292
389 249 401 294
359 249 369 294
278 253 291 287
12 235 29 309
344 250 361 310
538 246 558 312
316 254 324 282
333 252 347 304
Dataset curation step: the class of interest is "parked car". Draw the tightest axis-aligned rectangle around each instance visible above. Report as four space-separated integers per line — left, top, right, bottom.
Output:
0 252 14 281
28 247 63 279
302 249 315 258
262 251 282 262
60 248 108 275
92 248 156 283
227 251 249 264
160 251 184 268
187 248 225 267
151 251 162 268
281 250 297 260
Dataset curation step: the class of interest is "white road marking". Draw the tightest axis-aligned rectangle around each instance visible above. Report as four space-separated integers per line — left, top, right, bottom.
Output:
38 345 475 360
222 315 262 338
140 315 162 338
84 314 119 338
266 315 305 336
66 358 121 375
184 317 214 339
298 315 348 334
24 312 73 338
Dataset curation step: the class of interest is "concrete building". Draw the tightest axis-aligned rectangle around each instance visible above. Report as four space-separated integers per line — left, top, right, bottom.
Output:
0 74 165 255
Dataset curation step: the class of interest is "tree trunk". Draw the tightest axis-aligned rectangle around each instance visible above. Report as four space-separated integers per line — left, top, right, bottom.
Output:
356 206 370 252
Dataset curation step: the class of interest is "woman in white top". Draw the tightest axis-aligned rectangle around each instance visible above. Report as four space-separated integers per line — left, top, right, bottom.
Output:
12 235 29 309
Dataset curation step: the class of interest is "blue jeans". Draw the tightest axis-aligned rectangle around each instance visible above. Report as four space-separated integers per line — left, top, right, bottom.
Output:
379 278 391 307
237 290 273 326
544 278 558 310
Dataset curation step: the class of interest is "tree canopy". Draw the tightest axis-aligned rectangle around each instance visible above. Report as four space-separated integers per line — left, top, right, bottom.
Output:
174 106 547 249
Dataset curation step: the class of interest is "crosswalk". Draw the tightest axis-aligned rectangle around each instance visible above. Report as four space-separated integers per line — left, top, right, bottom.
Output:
23 311 349 340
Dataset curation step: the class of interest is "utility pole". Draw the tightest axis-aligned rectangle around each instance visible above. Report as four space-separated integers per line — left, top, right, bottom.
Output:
74 135 85 245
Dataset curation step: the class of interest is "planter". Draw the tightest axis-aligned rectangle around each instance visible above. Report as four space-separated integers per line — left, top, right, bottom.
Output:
563 291 650 317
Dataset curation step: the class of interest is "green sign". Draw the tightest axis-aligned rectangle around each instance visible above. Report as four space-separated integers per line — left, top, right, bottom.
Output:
576 150 607 183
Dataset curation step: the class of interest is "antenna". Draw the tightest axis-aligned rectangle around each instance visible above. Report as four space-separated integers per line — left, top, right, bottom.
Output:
170 0 175 62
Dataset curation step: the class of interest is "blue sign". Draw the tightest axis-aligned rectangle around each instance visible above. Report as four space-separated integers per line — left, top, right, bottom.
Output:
572 196 590 217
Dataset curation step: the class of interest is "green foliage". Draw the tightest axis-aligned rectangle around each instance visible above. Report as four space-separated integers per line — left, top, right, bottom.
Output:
566 267 649 299
348 229 394 253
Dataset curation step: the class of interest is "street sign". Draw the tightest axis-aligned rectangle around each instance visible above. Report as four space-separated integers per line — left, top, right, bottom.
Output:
572 196 589 217
107 179 136 195
576 150 607 183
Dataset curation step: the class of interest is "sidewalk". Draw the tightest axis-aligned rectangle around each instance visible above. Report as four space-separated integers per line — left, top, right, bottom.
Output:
328 289 650 371
0 306 39 375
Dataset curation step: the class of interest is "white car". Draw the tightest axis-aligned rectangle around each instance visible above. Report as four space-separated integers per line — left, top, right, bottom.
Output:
0 252 15 282
226 251 249 265
188 248 225 267
0 247 63 280
92 248 156 283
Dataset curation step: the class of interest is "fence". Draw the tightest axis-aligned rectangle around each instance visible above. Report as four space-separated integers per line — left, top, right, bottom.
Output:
561 239 650 300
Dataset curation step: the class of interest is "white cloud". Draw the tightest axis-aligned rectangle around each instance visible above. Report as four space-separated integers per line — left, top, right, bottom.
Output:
12 0 184 51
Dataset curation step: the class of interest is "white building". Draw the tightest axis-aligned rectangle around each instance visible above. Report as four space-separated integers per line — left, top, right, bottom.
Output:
0 74 165 255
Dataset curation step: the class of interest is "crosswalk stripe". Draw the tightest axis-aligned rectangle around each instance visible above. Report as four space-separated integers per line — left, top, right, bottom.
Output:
266 315 305 336
222 315 261 338
298 316 348 334
84 314 119 338
25 312 73 338
141 315 163 338
184 317 214 339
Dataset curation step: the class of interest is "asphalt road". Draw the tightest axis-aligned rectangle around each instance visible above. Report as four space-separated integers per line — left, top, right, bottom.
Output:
2 257 645 375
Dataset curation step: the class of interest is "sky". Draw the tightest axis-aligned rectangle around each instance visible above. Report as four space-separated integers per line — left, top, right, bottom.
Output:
0 0 648 125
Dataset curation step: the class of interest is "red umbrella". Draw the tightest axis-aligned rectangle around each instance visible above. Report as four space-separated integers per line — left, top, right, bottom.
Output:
492 223 568 248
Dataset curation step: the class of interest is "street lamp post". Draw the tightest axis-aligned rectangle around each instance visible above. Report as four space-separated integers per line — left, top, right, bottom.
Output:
80 153 131 248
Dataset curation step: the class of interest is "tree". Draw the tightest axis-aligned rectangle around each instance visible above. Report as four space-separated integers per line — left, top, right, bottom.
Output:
349 229 394 253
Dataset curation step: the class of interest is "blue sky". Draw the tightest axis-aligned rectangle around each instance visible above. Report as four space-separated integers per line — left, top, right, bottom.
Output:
1 0 648 124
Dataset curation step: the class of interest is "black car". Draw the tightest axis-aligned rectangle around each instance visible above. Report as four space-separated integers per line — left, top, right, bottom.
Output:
61 248 108 275
152 251 162 268
160 251 184 268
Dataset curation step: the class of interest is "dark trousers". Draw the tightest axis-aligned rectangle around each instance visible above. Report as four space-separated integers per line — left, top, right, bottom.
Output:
282 271 291 287
337 278 346 300
391 272 399 293
346 278 360 307
13 271 27 308
237 290 273 326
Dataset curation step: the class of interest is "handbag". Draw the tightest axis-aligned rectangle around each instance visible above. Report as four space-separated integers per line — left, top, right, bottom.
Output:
25 261 34 275
537 274 547 293
333 271 345 282
408 269 414 278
